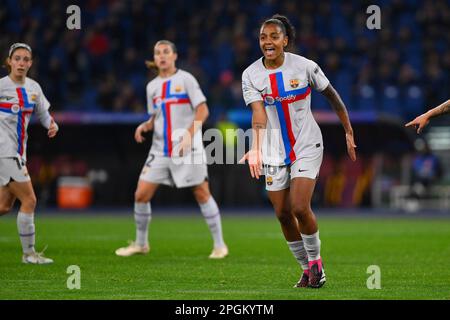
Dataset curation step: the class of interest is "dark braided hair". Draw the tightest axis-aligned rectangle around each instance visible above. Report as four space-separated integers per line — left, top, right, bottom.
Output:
262 14 296 51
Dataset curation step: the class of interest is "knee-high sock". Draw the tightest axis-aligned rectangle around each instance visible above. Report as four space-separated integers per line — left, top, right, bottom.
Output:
287 240 309 270
301 231 321 261
134 202 152 247
17 211 35 254
199 197 225 248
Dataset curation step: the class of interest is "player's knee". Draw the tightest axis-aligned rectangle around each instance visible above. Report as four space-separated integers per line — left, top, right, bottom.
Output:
193 187 210 204
134 190 150 203
291 203 310 220
276 210 294 226
22 195 37 212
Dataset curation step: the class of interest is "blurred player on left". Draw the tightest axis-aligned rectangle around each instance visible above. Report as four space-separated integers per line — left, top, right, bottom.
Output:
0 43 59 264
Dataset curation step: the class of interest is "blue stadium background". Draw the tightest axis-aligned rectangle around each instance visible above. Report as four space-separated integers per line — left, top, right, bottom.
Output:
0 0 449 210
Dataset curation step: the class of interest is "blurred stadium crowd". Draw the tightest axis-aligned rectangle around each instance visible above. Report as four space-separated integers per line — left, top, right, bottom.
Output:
1 0 449 122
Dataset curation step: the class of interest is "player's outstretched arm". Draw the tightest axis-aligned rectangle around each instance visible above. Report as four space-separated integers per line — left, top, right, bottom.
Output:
405 99 450 134
321 84 357 161
135 116 154 143
239 101 266 179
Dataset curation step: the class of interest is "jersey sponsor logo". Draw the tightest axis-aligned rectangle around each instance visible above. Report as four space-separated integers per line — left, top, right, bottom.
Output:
264 96 275 105
164 97 185 104
275 94 297 102
155 96 187 106
11 104 20 114
290 79 300 88
265 94 305 105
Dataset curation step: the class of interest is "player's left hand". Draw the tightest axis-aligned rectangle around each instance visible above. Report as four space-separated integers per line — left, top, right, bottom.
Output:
48 118 59 138
345 132 357 162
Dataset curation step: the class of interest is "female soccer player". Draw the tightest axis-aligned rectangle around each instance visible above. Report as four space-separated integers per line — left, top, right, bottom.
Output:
405 99 450 134
240 15 357 288
115 40 228 259
0 43 59 264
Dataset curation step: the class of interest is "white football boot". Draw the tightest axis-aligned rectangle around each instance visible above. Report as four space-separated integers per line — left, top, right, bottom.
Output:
115 241 150 257
22 250 54 265
208 246 229 259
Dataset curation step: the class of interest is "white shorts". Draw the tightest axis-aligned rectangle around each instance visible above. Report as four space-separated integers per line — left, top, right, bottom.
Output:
263 153 323 191
0 157 31 186
139 154 208 188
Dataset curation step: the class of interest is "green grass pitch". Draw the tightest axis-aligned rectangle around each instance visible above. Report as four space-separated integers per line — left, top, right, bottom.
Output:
0 213 449 300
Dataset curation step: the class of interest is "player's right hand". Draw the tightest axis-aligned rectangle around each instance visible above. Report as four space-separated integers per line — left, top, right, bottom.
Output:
405 114 430 134
239 149 262 179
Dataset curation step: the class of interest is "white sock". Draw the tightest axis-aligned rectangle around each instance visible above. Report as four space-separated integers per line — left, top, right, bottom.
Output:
301 231 321 261
199 196 225 248
134 202 151 247
17 211 35 254
287 240 309 270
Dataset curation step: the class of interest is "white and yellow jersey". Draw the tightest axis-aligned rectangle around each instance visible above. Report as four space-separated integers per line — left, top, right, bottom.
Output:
0 76 51 161
242 52 329 166
146 69 206 157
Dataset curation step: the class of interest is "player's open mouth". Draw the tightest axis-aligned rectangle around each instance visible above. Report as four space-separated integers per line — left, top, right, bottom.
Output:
264 48 275 55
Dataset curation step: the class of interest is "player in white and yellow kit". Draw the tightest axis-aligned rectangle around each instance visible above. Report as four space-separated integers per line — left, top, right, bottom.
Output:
115 40 228 259
0 43 59 264
240 15 357 288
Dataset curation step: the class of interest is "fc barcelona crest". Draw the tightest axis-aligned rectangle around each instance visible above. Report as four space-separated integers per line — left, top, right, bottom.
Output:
290 79 299 88
175 85 183 93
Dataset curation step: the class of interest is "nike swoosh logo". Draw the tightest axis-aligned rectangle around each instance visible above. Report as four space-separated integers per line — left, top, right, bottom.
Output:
257 87 267 93
298 169 308 172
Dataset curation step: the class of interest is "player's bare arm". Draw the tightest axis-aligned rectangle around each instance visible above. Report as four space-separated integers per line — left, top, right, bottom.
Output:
405 99 450 134
321 84 357 161
135 116 155 143
239 101 266 179
178 102 209 156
